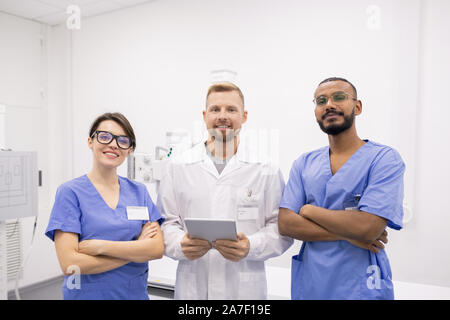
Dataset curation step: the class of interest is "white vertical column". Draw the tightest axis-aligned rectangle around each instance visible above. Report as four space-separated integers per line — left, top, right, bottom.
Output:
0 221 7 299
0 105 7 299
0 93 7 300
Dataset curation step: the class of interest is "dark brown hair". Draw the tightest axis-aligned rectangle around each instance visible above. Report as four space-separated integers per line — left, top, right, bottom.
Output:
89 112 136 150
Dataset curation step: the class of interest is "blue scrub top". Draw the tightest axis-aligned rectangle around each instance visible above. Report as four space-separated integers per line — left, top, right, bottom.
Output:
280 140 405 300
45 175 164 300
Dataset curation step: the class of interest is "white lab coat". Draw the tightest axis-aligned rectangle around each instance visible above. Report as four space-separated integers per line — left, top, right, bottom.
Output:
157 140 293 300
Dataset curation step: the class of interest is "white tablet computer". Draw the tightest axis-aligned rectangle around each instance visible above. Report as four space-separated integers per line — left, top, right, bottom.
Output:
184 218 237 242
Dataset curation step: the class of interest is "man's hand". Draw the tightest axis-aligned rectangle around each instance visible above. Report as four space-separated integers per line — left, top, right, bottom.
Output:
347 230 389 253
213 232 250 262
181 233 212 261
138 221 159 240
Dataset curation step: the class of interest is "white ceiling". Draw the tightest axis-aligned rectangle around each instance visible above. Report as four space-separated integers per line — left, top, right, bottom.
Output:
0 0 155 26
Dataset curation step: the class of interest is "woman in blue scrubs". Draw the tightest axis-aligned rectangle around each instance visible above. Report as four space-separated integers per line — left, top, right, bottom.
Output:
45 112 164 300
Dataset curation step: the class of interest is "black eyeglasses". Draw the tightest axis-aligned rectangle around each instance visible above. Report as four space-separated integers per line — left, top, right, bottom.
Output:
91 130 133 150
313 91 357 106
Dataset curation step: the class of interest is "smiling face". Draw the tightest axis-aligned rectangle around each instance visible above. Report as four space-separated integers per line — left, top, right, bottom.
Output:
314 80 362 136
88 120 133 170
203 90 247 142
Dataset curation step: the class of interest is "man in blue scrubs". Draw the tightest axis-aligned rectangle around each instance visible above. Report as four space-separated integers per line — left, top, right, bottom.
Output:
278 77 405 300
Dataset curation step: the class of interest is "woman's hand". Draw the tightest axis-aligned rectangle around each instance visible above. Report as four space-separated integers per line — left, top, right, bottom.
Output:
138 222 159 240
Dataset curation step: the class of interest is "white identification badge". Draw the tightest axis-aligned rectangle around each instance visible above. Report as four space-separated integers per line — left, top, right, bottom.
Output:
237 206 258 220
126 206 150 220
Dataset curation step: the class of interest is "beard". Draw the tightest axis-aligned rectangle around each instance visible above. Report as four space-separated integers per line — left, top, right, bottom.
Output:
317 108 355 136
208 127 239 143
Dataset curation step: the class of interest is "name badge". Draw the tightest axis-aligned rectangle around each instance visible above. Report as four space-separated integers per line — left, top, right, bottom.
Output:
238 206 258 220
126 206 150 220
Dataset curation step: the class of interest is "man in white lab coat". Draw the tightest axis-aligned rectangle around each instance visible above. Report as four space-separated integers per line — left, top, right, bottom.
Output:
157 82 293 300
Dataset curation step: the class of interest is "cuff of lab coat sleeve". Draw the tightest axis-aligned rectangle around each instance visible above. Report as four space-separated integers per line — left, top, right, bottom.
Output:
164 232 187 261
175 233 188 261
246 234 263 260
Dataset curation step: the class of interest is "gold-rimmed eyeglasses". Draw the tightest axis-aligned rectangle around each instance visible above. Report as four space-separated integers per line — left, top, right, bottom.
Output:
313 91 357 106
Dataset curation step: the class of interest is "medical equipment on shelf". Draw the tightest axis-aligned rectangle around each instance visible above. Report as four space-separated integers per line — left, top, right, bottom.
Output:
127 130 192 186
0 151 38 300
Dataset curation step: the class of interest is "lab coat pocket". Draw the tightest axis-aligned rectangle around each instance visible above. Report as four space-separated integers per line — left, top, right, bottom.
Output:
236 187 261 235
236 187 261 208
238 272 267 300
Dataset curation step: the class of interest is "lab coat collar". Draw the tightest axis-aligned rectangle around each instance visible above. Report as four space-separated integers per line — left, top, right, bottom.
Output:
176 135 263 179
181 136 262 165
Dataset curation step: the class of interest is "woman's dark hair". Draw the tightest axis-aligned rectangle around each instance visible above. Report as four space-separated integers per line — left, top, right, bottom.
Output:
89 112 136 150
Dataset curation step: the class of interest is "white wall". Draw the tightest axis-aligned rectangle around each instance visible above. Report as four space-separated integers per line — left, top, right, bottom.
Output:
2 0 449 291
67 0 435 285
0 12 62 290
400 0 450 286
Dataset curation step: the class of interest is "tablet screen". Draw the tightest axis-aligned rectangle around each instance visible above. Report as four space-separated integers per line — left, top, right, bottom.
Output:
184 218 237 242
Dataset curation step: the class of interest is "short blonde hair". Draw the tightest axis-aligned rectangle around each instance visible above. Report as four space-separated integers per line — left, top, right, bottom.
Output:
206 82 245 107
